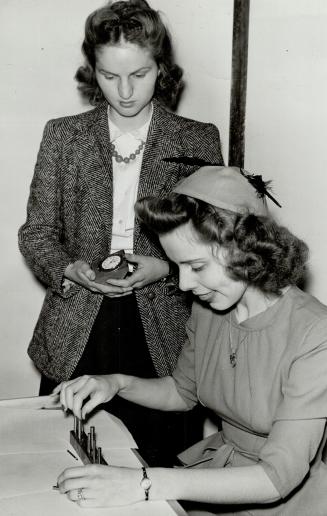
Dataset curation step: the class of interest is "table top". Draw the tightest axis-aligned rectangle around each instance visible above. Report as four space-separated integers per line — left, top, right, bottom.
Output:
0 397 186 516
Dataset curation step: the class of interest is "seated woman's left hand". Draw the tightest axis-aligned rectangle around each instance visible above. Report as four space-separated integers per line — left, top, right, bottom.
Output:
58 464 144 507
106 254 169 290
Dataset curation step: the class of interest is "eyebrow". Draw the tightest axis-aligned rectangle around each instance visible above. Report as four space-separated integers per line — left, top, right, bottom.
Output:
179 258 206 265
98 66 152 76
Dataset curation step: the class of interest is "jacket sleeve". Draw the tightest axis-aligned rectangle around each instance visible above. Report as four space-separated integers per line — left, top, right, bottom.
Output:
18 120 79 297
184 121 224 166
201 123 225 165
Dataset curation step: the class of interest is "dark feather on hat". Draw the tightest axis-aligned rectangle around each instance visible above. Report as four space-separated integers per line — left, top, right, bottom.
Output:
162 157 222 167
240 168 282 208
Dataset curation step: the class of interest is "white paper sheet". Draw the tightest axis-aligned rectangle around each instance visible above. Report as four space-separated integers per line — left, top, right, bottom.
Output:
0 408 136 454
0 450 81 498
0 448 141 499
101 448 141 468
86 410 137 449
0 395 60 410
0 491 181 516
0 407 71 453
0 406 183 515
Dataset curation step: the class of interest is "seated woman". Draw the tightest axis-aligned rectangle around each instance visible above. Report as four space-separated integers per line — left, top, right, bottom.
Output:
55 166 327 515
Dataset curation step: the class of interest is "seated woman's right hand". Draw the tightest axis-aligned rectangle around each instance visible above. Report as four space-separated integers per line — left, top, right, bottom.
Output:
52 375 119 419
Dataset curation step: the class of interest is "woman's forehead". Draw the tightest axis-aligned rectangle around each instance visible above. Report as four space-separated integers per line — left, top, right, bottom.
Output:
96 40 153 62
159 223 211 261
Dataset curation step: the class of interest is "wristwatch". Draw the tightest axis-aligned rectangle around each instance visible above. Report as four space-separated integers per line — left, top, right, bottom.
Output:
140 467 152 501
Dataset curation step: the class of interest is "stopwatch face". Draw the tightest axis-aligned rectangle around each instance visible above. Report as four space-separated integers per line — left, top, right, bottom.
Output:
101 255 122 271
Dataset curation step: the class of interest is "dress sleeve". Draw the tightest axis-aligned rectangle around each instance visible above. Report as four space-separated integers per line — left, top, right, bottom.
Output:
259 317 327 497
259 418 326 498
172 309 198 409
275 318 327 420
18 120 78 297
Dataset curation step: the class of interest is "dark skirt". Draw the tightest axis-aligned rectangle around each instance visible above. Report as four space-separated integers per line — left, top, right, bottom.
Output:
40 294 204 466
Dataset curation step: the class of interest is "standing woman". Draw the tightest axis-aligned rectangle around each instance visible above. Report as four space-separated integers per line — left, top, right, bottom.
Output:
18 0 223 466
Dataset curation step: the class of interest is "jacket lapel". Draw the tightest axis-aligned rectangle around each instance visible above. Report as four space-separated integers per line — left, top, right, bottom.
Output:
137 101 181 198
73 103 113 245
134 101 182 244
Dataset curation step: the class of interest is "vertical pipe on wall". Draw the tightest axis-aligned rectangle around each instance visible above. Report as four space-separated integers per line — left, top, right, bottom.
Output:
228 0 250 168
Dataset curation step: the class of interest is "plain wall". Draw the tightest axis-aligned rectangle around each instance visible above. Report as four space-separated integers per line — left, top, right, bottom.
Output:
245 0 327 302
0 0 232 397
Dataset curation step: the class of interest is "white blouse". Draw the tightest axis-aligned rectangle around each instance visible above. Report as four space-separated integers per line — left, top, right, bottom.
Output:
108 106 152 254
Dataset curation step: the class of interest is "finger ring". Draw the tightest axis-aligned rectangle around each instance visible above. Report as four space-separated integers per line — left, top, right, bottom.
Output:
77 487 85 500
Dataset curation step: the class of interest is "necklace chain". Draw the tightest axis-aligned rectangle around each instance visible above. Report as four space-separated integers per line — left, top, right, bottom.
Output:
109 140 145 164
229 313 248 368
229 313 236 367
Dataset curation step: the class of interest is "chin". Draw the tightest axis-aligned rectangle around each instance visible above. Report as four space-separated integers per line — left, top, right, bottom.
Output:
209 300 232 312
117 107 138 116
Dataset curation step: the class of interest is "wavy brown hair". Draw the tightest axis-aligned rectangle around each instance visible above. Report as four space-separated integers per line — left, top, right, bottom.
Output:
135 193 308 295
75 0 183 109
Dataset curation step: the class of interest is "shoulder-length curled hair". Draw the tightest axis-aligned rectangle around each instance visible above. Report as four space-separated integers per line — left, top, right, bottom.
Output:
135 193 309 295
75 0 183 109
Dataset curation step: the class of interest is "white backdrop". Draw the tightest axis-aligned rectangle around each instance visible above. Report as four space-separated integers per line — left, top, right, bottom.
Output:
245 0 327 301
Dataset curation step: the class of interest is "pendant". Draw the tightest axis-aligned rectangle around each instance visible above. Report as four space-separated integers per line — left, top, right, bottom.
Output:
229 352 237 368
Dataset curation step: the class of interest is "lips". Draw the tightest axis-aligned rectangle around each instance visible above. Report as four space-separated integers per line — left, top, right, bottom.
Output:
196 292 213 301
119 101 135 107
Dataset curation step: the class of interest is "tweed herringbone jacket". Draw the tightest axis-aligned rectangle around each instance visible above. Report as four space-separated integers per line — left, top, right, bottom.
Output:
18 100 223 382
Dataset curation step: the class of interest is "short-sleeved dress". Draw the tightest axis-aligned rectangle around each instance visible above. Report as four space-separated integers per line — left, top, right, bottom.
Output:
173 286 327 515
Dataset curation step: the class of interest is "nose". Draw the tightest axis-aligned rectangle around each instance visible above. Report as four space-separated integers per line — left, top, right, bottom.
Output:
178 268 195 292
118 77 133 100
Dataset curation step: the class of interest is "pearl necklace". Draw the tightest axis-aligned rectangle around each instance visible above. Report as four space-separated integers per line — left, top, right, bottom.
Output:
109 140 145 164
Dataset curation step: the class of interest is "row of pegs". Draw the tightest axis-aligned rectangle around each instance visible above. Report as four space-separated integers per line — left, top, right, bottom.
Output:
73 416 104 464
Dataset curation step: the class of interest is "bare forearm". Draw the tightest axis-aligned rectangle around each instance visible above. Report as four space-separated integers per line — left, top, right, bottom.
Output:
148 465 280 505
56 374 190 419
115 374 189 411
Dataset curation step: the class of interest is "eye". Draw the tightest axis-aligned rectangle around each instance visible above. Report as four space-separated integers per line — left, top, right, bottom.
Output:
134 72 146 78
104 75 115 80
191 265 205 272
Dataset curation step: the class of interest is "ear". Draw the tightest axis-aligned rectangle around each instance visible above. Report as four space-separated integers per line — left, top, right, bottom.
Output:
157 63 163 77
212 244 228 266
